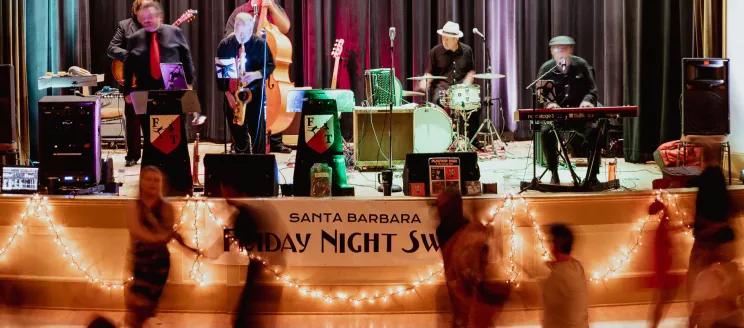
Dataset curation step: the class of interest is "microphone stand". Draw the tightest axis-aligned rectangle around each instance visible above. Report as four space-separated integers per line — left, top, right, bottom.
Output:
519 62 561 193
378 33 402 196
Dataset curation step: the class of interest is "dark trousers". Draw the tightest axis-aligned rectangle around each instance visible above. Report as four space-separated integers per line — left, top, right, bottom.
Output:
540 120 602 178
270 132 284 150
124 103 142 162
224 99 266 154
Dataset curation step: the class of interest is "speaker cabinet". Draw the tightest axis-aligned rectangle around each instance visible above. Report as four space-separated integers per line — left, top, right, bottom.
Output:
0 65 17 145
353 107 414 168
682 58 729 135
38 96 101 185
203 154 278 197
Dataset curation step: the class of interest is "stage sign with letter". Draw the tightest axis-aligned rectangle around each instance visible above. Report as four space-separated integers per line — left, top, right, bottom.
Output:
216 199 444 267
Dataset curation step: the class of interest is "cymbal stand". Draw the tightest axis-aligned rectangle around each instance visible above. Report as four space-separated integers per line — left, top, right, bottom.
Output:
471 28 504 152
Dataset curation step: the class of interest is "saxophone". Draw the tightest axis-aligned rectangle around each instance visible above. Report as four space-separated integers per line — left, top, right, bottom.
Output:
234 44 252 126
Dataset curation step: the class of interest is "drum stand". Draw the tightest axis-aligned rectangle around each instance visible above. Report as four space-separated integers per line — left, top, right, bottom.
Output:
450 110 477 152
471 97 505 151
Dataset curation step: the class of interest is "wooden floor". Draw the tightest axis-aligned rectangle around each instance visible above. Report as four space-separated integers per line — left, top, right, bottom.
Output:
109 140 668 197
0 303 690 327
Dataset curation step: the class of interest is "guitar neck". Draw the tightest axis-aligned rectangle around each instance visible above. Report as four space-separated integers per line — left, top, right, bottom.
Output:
331 58 340 89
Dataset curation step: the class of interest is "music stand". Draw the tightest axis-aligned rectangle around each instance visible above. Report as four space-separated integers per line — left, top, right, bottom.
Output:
160 63 188 91
216 58 238 153
132 90 201 196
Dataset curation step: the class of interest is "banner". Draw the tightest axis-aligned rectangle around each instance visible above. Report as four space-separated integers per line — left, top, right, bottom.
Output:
214 199 444 267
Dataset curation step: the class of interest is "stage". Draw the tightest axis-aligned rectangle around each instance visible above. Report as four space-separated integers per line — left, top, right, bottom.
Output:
112 140 666 197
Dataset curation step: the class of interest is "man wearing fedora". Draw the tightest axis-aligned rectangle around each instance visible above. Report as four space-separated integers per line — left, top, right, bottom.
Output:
537 36 600 185
419 21 476 110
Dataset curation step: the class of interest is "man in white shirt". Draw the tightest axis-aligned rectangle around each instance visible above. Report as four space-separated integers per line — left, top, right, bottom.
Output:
542 223 589 328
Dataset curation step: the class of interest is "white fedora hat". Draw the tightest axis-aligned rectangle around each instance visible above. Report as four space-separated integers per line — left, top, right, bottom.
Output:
437 21 463 38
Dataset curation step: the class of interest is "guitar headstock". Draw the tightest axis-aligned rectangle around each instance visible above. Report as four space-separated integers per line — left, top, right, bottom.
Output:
332 39 345 59
175 9 198 26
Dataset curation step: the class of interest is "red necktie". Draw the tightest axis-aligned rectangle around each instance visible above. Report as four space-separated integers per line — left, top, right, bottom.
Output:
150 32 161 80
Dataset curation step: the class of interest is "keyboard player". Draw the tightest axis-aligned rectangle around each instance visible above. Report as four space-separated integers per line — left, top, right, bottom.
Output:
537 36 600 185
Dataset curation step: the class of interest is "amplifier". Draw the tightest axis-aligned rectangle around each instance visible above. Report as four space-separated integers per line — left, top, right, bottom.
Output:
38 96 101 185
353 106 414 169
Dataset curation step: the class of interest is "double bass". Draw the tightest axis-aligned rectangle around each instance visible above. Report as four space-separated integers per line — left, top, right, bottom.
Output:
254 1 296 135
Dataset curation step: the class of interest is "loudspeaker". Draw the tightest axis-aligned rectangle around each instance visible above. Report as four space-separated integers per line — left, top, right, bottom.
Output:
203 154 278 197
0 65 17 145
353 107 414 168
403 152 480 196
38 96 101 185
682 58 729 135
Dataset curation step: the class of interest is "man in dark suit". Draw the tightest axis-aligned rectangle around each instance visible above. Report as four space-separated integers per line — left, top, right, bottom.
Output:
224 0 292 154
122 2 196 195
536 36 600 185
107 0 155 167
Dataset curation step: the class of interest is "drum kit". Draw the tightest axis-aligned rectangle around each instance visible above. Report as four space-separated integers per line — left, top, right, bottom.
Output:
404 73 506 153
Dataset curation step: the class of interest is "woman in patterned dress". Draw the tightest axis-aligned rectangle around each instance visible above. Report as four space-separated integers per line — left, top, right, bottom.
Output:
125 166 198 328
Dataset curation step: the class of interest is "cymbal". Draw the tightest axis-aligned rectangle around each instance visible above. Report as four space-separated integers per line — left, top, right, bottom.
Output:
407 75 447 81
473 73 506 79
402 90 425 97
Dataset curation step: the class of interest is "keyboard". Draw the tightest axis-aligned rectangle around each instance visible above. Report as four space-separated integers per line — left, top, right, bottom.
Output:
515 106 638 121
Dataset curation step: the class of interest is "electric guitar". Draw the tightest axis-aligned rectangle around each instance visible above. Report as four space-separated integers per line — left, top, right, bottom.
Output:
111 9 198 86
330 39 344 89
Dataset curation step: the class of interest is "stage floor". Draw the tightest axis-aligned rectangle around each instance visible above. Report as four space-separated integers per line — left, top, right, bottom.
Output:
111 141 667 197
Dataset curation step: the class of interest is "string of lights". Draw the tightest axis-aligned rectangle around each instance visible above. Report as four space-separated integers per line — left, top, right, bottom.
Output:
7 195 133 289
2 190 694 306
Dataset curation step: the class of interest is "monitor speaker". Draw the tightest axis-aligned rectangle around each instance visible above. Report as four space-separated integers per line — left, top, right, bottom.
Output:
38 96 101 185
203 154 278 197
682 58 729 135
403 152 480 196
0 65 17 145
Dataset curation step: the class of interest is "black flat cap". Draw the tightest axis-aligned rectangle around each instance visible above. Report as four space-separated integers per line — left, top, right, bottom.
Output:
549 36 576 46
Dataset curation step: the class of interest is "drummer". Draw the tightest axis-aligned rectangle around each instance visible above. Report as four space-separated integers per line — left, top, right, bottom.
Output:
418 21 476 111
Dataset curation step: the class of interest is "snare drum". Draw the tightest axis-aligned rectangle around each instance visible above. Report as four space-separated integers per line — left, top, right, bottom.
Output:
414 106 453 153
448 84 481 111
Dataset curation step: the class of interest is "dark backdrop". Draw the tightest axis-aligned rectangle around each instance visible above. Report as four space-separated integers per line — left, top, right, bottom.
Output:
18 0 699 163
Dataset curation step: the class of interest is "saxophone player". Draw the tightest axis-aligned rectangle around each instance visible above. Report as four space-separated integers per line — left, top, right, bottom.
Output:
216 13 275 154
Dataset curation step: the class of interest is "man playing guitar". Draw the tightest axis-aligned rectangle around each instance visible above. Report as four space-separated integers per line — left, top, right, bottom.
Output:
225 0 292 154
107 0 156 167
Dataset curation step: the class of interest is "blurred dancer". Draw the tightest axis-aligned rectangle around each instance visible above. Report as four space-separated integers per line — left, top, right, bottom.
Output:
222 179 284 327
435 189 510 328
542 223 588 328
647 199 685 328
688 143 737 327
125 166 198 328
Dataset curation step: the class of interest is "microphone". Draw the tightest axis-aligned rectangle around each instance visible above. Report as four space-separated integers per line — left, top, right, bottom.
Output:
389 27 396 48
473 28 485 39
560 57 567 71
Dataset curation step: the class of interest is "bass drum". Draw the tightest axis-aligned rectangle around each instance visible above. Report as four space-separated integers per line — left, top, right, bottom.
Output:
413 106 453 153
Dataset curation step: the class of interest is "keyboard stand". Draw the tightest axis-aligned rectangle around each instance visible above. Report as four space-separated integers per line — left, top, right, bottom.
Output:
521 118 620 192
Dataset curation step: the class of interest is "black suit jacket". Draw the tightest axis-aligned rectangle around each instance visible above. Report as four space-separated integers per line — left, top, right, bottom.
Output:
107 17 143 62
123 25 196 96
536 55 598 108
